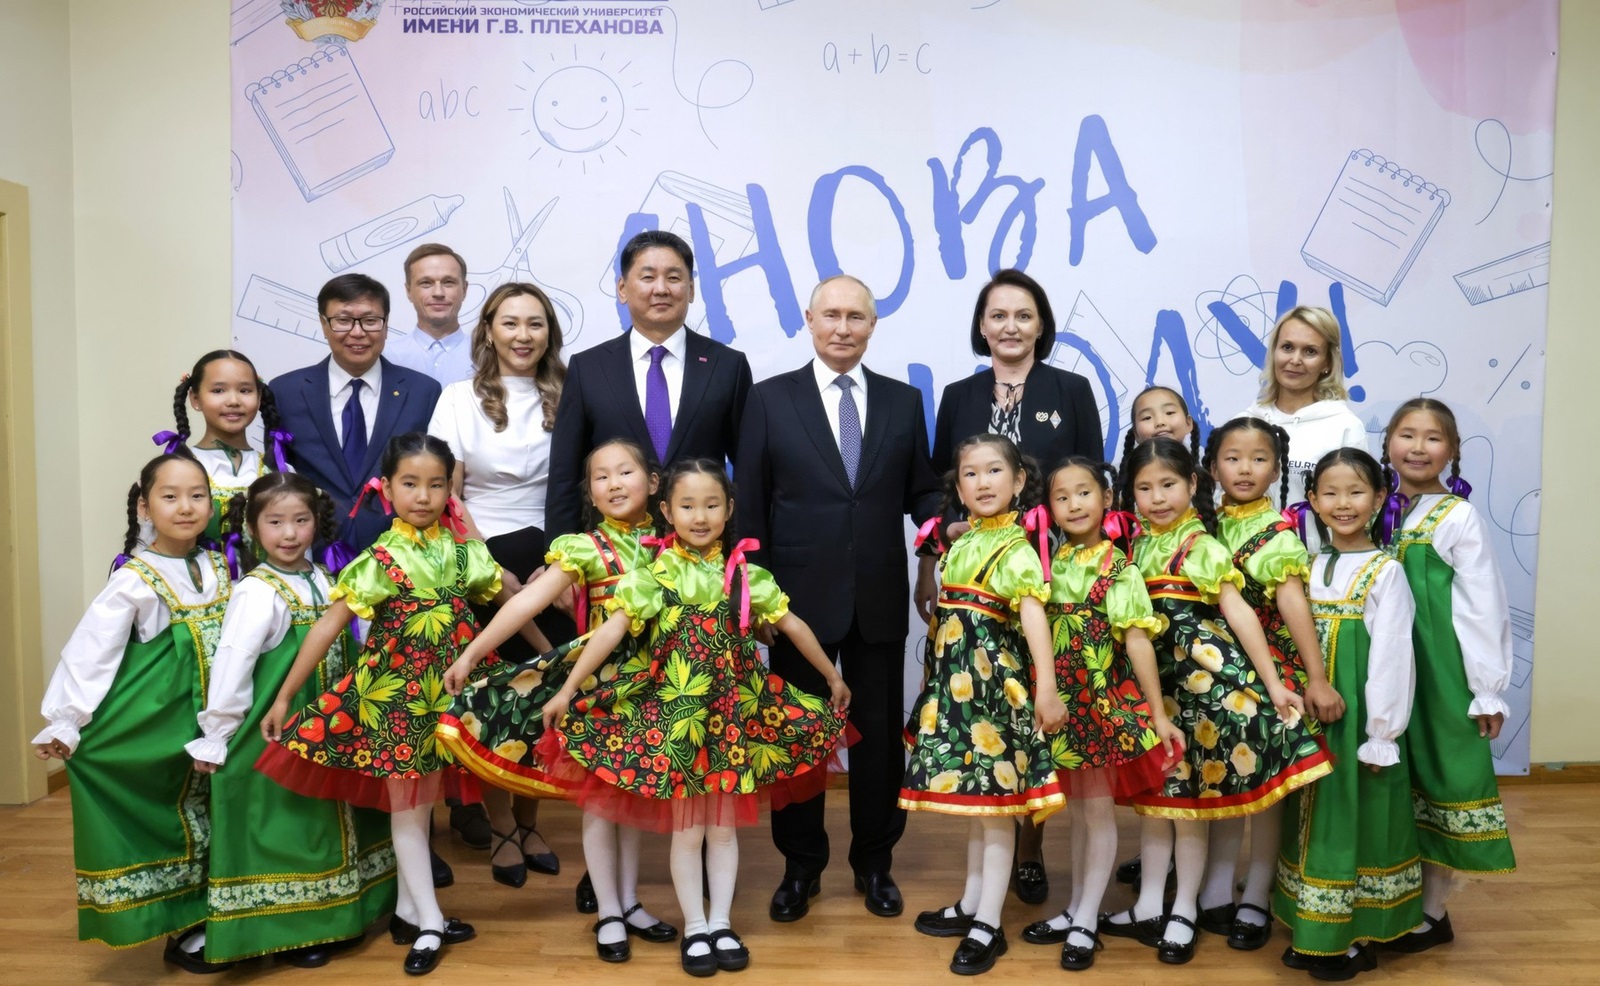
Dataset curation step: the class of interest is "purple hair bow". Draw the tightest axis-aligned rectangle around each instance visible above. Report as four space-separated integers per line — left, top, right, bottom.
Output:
151 430 185 454
1282 501 1313 545
1376 489 1409 547
1447 475 1473 499
267 429 294 473
318 540 358 576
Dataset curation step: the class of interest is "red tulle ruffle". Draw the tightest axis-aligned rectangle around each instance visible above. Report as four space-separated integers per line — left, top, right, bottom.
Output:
255 741 448 813
1066 739 1185 802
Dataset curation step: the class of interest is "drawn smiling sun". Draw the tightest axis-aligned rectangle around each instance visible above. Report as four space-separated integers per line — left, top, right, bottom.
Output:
513 52 643 171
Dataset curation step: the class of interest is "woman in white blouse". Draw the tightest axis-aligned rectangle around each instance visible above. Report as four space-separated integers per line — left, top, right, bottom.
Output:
428 282 569 886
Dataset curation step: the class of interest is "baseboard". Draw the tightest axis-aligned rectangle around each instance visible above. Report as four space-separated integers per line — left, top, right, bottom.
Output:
1501 762 1600 785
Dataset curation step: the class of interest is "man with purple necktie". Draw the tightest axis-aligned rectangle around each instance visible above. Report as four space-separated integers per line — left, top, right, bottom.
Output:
546 230 753 539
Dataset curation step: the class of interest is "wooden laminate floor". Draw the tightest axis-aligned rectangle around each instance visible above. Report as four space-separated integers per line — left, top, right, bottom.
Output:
1 781 1594 985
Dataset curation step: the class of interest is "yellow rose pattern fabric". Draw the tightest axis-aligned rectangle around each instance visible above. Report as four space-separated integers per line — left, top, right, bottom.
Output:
1130 513 1331 819
437 522 656 797
900 516 1064 820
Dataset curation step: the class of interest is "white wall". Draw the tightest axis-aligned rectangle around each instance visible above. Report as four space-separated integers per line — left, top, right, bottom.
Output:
2 0 1596 766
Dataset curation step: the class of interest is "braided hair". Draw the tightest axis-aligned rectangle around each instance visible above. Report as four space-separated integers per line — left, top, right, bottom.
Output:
237 472 337 573
1305 447 1387 545
1118 435 1216 535
115 450 204 572
1201 416 1294 508
1122 385 1201 468
1381 397 1465 494
579 438 659 532
172 350 268 446
1044 455 1122 548
938 434 1042 524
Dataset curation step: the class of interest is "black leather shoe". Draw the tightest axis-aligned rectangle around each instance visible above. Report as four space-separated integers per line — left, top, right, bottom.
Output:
680 933 719 977
1228 903 1273 950
709 927 751 971
769 874 820 922
950 920 1008 975
1099 910 1165 948
623 902 679 942
521 828 560 876
1059 926 1103 971
1156 914 1198 965
1381 912 1453 953
430 849 454 889
1115 855 1141 884
1012 860 1049 904
575 871 598 914
490 827 527 889
914 900 973 938
389 915 476 946
162 932 235 974
1197 902 1236 935
449 802 492 850
403 931 444 976
1283 945 1317 970
278 944 332 968
1022 910 1072 945
1309 943 1379 981
854 871 904 917
593 916 631 963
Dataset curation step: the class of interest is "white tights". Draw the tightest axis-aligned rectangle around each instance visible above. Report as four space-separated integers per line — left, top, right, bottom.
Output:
583 814 665 944
1419 862 1459 924
392 805 445 948
1198 804 1280 925
1039 797 1117 950
671 824 737 957
937 818 1012 946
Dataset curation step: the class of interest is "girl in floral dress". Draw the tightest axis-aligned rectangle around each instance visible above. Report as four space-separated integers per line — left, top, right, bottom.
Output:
188 472 395 967
440 438 678 963
1019 457 1182 971
257 433 521 977
34 452 232 973
1105 437 1330 966
1277 448 1421 981
902 434 1068 977
1198 416 1345 949
535 458 850 977
1381 398 1515 951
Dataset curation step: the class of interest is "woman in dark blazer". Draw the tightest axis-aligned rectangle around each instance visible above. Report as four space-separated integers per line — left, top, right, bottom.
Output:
922 268 1103 905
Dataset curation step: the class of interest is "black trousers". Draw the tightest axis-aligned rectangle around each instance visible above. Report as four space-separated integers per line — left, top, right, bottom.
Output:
769 616 907 878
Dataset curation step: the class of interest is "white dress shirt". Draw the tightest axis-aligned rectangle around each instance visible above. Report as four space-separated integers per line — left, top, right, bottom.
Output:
327 360 383 445
428 377 552 539
34 552 225 753
1396 494 1515 718
1308 551 1416 767
629 326 687 424
810 358 869 446
186 565 335 766
386 326 475 385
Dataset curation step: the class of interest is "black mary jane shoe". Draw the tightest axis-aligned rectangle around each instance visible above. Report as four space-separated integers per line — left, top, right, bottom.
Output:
680 933 719 978
1197 902 1236 936
1012 860 1049 905
623 902 679 943
1098 910 1165 948
950 920 1008 976
490 826 528 889
1309 943 1379 982
1155 914 1199 965
278 944 332 968
521 828 561 876
1059 926 1104 972
575 871 599 914
403 930 445 976
162 931 235 975
914 900 973 938
1381 912 1453 953
592 916 631 963
389 915 476 946
1228 902 1273 950
1283 945 1317 970
1115 854 1142 885
709 927 751 972
1021 910 1072 945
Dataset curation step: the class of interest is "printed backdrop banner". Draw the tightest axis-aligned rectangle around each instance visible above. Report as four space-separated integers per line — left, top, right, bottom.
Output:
231 0 1558 773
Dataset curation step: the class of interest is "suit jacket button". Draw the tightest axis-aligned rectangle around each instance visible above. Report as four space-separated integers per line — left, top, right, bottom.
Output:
851 498 859 507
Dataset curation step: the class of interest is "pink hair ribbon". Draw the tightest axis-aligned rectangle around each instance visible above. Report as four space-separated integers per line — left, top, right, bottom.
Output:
441 496 469 539
151 430 185 454
348 476 391 518
913 516 945 555
641 532 678 555
1101 510 1141 543
1021 505 1052 582
722 538 761 634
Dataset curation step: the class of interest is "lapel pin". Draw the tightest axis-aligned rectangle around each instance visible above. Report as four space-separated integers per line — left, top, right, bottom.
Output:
698 356 708 362
1050 411 1062 428
393 390 400 397
1035 411 1049 422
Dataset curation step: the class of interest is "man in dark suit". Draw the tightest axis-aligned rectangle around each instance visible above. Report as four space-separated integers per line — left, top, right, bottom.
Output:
546 230 752 537
736 275 943 922
274 274 443 551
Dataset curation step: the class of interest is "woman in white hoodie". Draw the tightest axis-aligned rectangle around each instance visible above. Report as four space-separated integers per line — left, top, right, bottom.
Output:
1241 306 1370 506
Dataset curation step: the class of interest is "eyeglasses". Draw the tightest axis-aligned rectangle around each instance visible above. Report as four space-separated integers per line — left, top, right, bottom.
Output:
323 314 388 333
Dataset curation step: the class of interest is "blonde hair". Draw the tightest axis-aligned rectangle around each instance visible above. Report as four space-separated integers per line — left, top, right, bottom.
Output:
471 283 566 433
1257 306 1349 404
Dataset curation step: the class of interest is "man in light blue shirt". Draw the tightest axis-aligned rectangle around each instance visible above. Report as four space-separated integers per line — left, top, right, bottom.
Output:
385 243 475 385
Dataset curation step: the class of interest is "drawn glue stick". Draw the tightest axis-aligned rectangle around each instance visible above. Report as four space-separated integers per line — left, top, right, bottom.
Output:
320 193 465 273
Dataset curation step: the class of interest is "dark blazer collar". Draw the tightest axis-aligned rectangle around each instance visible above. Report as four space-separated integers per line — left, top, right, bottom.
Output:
667 329 711 462
304 357 346 484
790 362 852 492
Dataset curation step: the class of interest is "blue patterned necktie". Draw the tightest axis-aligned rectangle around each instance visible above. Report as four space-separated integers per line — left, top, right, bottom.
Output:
837 374 861 488
342 378 367 482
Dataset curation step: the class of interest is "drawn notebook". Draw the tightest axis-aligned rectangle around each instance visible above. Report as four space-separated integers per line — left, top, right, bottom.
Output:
246 45 394 202
1300 149 1449 307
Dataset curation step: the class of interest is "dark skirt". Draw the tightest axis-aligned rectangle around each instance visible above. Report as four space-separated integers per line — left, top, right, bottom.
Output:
481 525 577 661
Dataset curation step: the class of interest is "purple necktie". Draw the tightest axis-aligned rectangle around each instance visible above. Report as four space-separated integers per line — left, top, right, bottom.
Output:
645 344 671 463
